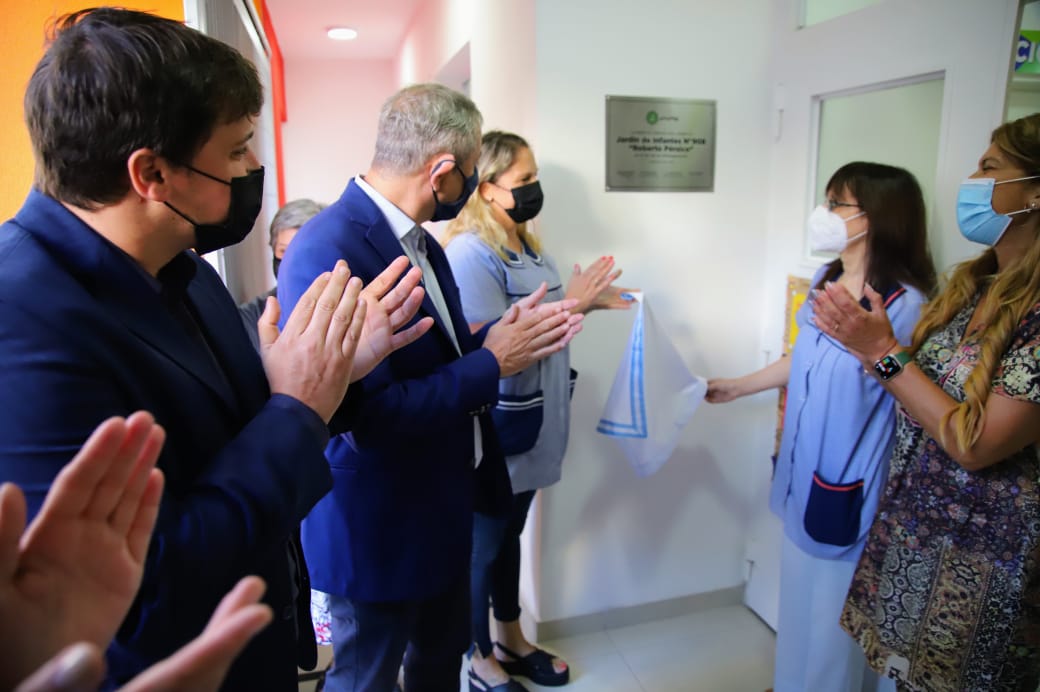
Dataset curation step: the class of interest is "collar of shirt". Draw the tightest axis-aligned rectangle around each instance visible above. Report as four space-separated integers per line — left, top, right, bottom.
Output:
106 239 197 304
156 253 199 303
354 175 420 243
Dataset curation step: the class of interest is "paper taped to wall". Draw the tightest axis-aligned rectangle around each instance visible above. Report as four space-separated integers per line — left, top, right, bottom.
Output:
597 292 706 476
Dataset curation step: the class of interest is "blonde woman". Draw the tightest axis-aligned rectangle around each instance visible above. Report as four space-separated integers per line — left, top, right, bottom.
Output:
813 113 1040 691
443 131 631 691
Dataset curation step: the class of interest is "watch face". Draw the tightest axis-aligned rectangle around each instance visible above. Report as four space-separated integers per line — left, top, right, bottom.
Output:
874 354 902 380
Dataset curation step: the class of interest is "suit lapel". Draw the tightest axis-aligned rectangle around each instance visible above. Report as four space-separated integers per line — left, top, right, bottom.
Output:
101 258 241 415
344 182 463 351
16 192 241 415
187 260 268 415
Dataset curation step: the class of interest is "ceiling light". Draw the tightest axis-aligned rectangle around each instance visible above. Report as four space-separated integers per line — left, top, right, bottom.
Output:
327 27 358 41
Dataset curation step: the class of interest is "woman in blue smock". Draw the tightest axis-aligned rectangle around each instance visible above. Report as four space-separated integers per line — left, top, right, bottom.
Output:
443 131 632 692
706 162 936 692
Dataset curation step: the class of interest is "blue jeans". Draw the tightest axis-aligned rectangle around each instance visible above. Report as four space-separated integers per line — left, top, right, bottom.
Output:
470 490 536 656
324 572 470 692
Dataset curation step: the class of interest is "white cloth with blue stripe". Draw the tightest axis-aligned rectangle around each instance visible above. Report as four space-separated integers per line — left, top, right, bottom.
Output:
597 292 706 476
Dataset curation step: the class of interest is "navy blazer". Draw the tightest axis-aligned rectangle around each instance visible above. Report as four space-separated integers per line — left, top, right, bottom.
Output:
278 179 512 603
0 191 333 690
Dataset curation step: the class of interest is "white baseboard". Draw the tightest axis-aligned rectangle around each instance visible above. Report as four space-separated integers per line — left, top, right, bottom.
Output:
532 584 745 642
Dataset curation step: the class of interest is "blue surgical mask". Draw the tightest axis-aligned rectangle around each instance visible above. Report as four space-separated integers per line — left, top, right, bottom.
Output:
430 160 478 221
956 176 1039 246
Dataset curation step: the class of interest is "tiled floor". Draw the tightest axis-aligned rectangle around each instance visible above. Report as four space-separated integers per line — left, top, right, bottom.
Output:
301 604 776 691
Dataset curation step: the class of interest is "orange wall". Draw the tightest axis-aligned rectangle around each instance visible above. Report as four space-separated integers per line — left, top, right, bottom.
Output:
0 1 184 220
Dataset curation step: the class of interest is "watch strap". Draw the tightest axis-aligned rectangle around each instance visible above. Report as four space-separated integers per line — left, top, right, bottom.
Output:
873 348 911 380
890 349 912 368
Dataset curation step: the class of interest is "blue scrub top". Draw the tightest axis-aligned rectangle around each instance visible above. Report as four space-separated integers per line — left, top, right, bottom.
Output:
770 267 926 560
445 231 572 493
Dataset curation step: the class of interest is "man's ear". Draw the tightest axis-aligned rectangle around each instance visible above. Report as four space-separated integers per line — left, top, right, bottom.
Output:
427 154 456 191
127 149 170 202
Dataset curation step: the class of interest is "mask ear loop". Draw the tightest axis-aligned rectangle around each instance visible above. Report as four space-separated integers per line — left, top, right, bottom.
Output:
994 175 1040 216
430 158 458 205
843 210 868 245
430 158 455 177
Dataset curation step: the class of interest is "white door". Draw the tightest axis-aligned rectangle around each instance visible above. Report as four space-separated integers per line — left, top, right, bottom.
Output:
743 0 1021 629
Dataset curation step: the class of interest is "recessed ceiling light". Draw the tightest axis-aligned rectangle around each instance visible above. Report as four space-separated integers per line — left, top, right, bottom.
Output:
327 26 358 41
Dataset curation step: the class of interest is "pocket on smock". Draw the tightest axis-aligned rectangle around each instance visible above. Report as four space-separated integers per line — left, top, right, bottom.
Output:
491 390 544 456
803 471 864 547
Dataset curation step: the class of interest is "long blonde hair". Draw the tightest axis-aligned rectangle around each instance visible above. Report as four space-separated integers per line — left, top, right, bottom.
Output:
442 130 542 259
909 113 1040 452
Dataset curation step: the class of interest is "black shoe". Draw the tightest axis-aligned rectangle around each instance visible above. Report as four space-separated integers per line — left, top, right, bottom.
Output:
494 642 570 687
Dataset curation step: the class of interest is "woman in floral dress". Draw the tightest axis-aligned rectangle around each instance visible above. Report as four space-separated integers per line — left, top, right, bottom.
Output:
812 113 1040 691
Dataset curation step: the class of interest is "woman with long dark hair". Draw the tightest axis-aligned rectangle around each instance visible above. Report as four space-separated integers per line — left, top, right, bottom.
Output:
707 162 936 692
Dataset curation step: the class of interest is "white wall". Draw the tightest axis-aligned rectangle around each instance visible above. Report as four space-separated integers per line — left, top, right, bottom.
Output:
347 0 776 625
281 58 396 204
534 0 776 622
393 1 535 136
394 0 474 86
386 0 777 625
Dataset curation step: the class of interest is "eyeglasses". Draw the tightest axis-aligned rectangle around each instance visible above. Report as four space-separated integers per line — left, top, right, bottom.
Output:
826 199 860 211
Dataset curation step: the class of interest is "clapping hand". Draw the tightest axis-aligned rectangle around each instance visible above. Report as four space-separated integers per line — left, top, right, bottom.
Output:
259 260 366 422
0 412 165 690
485 283 584 377
811 282 898 364
565 256 636 313
351 256 435 382
15 576 272 692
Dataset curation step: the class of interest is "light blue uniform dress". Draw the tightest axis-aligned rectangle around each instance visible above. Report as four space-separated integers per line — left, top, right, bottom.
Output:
771 266 925 692
444 232 572 492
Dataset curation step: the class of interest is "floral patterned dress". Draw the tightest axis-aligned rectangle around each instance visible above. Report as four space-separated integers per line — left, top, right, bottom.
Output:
841 297 1040 692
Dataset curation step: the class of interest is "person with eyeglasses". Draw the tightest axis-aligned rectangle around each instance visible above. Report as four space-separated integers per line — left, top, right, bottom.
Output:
814 114 1040 691
707 162 936 692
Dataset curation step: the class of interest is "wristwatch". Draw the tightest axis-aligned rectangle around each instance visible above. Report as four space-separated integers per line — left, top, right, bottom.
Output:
873 349 912 381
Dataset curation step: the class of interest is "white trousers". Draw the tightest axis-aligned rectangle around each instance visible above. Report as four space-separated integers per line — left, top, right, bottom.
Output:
773 536 896 692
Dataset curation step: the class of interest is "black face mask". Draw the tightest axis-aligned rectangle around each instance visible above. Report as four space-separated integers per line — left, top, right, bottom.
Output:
272 256 281 278
502 181 544 224
165 165 265 255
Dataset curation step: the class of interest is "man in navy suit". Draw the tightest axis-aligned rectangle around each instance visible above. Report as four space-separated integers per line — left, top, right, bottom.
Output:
277 83 582 692
0 9 428 689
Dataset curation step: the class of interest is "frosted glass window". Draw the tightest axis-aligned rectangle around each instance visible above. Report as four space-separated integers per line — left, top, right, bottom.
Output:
1006 86 1040 123
812 78 944 255
802 0 883 27
1005 1 1040 122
